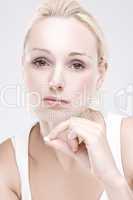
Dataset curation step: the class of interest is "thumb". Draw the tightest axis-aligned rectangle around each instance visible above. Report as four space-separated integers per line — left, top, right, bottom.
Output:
45 119 70 141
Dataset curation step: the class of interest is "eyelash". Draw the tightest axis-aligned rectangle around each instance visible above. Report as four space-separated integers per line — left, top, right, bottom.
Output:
31 57 50 68
31 57 86 71
69 60 86 71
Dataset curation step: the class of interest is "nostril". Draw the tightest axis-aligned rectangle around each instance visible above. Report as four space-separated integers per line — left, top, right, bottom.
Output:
49 81 64 91
49 85 56 91
49 84 63 91
58 85 63 90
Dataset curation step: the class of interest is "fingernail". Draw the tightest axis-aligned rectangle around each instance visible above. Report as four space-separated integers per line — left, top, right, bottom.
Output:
43 136 50 143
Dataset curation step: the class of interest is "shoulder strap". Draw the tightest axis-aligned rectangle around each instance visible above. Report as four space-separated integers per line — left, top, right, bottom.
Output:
99 113 124 200
100 190 108 200
105 113 124 176
11 120 38 200
11 113 124 200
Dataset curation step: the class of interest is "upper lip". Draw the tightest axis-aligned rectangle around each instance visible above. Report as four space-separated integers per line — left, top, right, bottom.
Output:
43 96 69 104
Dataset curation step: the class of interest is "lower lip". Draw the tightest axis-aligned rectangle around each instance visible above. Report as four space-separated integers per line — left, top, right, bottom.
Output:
44 99 69 107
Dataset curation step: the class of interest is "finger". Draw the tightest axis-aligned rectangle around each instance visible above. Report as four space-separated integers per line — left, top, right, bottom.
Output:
76 142 91 166
67 129 79 152
68 137 79 153
90 110 105 126
69 124 97 147
45 119 70 140
43 137 76 158
44 137 92 171
89 110 106 136
70 116 103 131
77 108 105 129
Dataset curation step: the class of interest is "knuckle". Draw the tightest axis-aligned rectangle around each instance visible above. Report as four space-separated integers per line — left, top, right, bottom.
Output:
97 124 103 132
68 133 75 140
67 129 77 140
94 134 100 142
95 123 104 134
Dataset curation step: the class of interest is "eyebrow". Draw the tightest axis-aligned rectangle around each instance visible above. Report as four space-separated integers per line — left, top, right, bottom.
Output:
30 48 93 60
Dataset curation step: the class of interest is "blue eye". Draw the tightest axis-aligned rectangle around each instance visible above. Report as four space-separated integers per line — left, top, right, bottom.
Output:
31 57 50 68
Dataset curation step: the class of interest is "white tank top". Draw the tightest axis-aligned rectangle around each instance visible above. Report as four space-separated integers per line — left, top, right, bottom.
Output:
11 113 125 200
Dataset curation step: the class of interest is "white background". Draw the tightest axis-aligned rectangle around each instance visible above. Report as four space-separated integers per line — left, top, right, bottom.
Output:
0 0 133 141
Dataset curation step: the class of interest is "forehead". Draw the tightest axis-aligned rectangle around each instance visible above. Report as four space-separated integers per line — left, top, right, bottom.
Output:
25 16 97 57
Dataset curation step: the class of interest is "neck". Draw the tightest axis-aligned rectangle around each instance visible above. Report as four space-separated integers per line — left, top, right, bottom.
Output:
38 118 76 171
34 107 88 170
38 107 87 137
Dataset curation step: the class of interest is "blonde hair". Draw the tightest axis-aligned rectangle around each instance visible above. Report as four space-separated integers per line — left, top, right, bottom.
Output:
23 0 108 69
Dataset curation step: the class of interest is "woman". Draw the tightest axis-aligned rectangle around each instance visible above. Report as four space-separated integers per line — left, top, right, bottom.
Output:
0 0 133 199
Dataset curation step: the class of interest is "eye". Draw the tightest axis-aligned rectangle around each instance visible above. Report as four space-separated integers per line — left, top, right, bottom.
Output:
31 57 50 68
69 60 86 71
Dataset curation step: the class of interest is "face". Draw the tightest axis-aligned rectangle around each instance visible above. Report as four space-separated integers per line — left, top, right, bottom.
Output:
22 16 105 121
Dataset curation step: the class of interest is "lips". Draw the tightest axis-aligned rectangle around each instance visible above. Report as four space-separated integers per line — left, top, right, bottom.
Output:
43 96 69 104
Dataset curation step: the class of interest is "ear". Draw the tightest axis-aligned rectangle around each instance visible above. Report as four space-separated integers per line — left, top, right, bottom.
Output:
96 59 108 90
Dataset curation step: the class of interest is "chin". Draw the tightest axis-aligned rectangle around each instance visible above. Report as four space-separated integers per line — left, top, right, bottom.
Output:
28 103 87 122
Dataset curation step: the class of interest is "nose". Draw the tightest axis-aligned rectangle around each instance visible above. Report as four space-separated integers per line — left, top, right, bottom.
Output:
49 70 64 92
49 80 64 92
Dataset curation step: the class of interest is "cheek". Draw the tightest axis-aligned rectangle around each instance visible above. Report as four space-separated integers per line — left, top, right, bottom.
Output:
74 71 97 95
24 70 48 93
23 70 50 107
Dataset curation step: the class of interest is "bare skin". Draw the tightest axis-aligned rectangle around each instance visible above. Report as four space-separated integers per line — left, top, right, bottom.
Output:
0 16 133 199
0 123 102 200
28 117 105 200
0 114 133 199
120 117 133 188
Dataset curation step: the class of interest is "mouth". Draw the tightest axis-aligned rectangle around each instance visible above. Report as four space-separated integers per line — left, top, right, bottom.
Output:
43 96 70 105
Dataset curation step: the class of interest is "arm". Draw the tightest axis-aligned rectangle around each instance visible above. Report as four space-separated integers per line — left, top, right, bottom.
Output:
0 139 21 199
43 111 133 199
120 117 133 188
103 117 133 200
103 175 133 199
0 182 19 200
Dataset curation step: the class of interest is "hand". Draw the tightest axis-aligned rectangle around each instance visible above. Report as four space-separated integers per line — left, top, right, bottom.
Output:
43 109 121 183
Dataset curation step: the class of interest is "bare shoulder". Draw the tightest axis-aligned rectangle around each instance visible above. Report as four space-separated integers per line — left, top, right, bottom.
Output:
121 116 133 132
0 138 21 198
121 117 133 188
121 116 133 144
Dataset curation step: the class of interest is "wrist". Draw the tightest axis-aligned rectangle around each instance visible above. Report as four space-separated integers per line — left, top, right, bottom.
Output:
103 173 127 188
